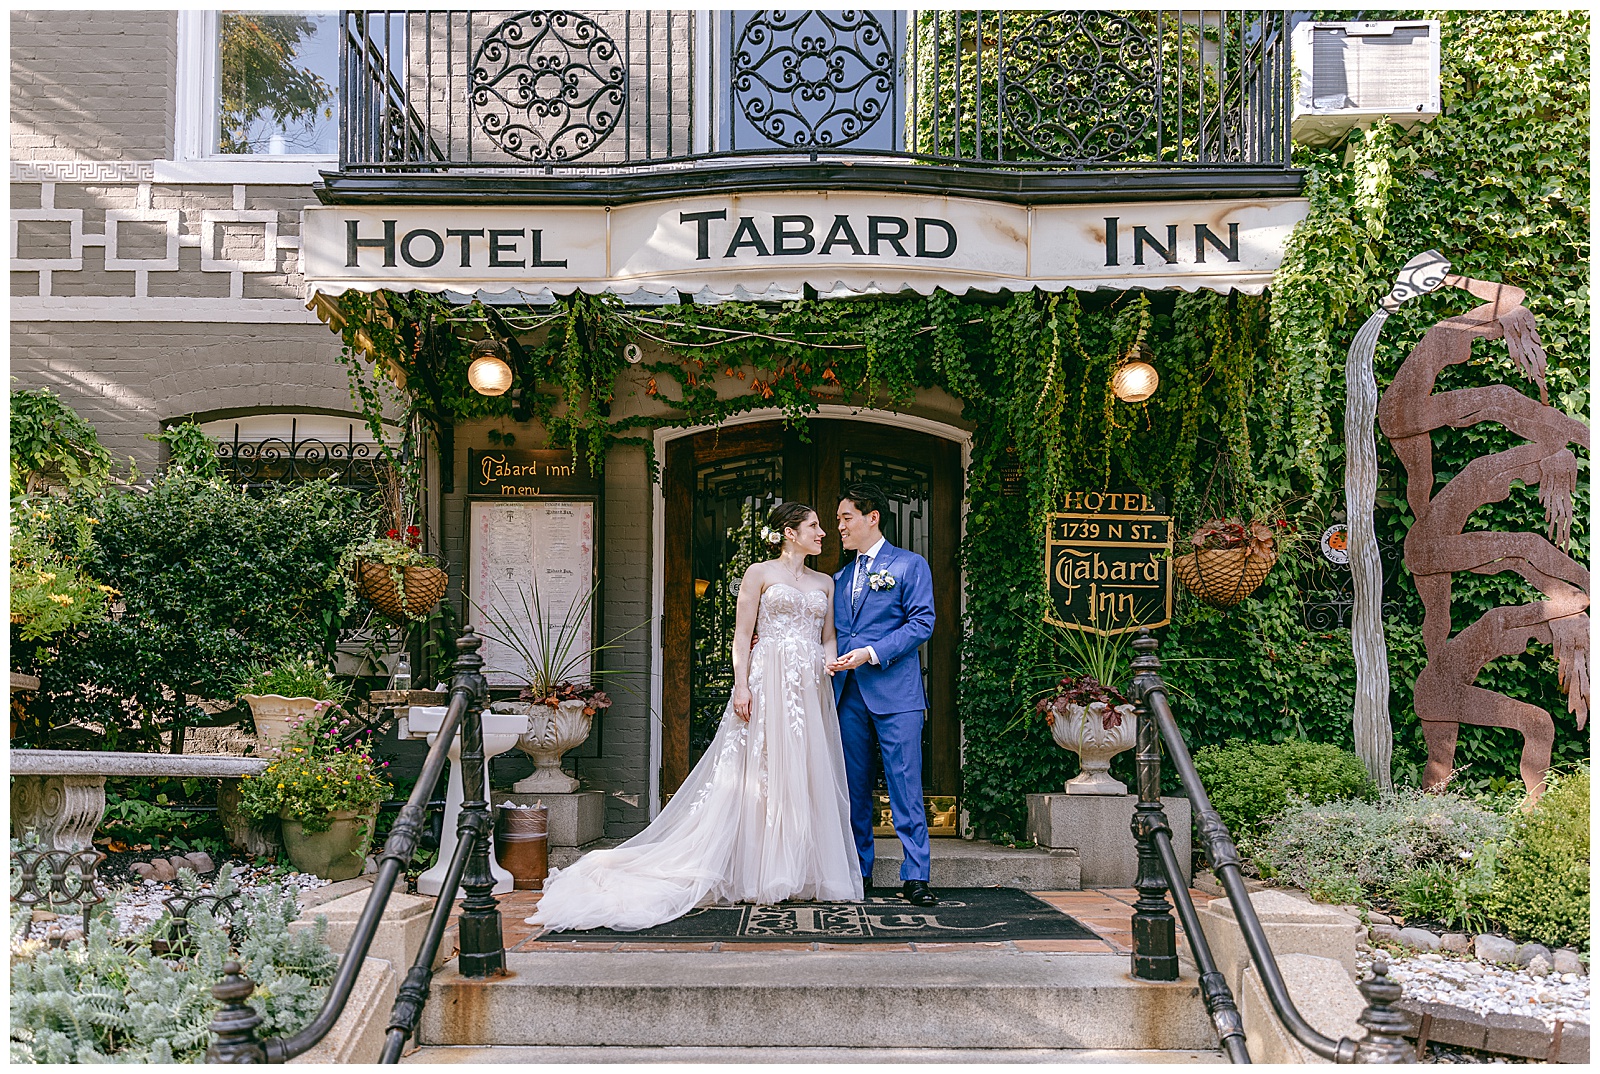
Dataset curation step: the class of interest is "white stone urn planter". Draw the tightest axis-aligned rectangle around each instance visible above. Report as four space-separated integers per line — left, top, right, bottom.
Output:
511 699 593 794
1049 701 1138 795
240 695 324 749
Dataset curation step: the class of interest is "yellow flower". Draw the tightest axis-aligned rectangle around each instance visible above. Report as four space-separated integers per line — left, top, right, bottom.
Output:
97 585 119 594
38 572 57 583
342 780 349 785
85 517 98 525
291 747 302 752
37 511 49 520
49 594 74 605
277 783 285 789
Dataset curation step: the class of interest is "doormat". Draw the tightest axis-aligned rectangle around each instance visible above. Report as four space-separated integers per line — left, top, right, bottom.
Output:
534 888 1100 944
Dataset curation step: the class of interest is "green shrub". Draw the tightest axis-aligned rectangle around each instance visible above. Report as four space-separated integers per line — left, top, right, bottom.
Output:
1253 788 1507 897
1191 739 1379 840
14 471 374 751
1486 769 1590 950
9 863 336 1062
1389 848 1496 935
9 386 115 496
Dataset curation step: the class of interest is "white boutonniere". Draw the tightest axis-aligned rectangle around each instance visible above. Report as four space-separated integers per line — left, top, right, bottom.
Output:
867 569 896 591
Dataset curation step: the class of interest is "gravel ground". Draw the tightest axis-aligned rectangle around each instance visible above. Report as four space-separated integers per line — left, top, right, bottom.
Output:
15 856 330 949
1358 946 1589 1034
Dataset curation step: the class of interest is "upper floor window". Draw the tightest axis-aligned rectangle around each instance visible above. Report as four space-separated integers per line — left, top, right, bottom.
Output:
216 11 339 155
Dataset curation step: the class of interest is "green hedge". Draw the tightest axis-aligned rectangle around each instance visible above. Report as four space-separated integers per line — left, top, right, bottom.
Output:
1192 740 1379 841
1486 770 1590 950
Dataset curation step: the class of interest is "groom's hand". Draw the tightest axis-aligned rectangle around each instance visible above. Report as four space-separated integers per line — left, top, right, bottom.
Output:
827 648 872 672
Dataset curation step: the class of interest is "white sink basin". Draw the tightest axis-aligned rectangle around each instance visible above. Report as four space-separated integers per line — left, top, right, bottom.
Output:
406 705 530 737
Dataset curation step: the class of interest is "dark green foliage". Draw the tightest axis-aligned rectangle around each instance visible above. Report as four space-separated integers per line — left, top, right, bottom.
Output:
9 386 114 495
1486 770 1590 950
14 472 373 751
1192 740 1379 840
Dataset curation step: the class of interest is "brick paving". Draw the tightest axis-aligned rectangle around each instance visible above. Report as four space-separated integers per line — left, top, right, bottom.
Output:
434 886 1214 965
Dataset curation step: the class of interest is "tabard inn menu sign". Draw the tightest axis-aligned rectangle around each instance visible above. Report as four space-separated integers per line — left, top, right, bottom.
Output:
1045 490 1173 636
468 449 599 499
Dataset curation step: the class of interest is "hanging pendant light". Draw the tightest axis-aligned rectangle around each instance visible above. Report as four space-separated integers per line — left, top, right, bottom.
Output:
467 338 514 396
1112 341 1160 403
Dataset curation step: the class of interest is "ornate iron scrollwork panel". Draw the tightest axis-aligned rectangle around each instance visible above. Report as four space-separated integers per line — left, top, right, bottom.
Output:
999 10 1157 161
731 10 897 150
472 11 626 162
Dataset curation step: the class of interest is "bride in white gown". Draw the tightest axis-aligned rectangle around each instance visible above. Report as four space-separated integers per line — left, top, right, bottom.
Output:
529 502 863 933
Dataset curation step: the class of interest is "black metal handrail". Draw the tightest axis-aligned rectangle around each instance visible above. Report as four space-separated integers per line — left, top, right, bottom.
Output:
206 629 502 1064
1125 629 1414 1064
332 9 1293 175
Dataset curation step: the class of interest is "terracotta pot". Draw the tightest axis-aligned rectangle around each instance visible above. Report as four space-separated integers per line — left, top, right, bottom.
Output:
241 694 325 748
280 806 378 881
1049 701 1138 795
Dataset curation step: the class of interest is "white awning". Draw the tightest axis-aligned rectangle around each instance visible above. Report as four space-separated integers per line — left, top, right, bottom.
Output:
300 192 1309 302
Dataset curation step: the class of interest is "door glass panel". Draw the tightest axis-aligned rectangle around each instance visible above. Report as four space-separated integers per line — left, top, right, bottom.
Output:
690 453 783 766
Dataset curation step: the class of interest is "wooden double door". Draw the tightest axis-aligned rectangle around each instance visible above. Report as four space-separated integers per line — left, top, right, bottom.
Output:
662 420 962 814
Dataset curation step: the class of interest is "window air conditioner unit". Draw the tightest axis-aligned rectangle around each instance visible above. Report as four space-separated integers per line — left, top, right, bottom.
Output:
1291 20 1441 148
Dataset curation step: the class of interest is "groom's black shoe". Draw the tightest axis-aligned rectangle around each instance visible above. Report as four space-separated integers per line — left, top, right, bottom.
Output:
902 880 939 907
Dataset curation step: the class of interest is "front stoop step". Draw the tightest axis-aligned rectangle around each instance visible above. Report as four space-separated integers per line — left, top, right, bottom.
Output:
418 951 1216 1051
403 1045 1226 1063
872 836 1081 890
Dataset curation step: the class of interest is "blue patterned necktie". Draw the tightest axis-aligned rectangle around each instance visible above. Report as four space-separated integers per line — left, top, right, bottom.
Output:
852 553 871 607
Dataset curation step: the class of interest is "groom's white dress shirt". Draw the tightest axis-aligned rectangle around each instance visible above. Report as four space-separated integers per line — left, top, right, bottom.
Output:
851 536 887 666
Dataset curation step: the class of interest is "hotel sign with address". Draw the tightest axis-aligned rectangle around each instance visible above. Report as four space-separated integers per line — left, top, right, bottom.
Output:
1045 490 1173 636
301 193 1308 298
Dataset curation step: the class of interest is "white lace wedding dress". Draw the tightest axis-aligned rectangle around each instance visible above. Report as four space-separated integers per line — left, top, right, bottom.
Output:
528 582 863 933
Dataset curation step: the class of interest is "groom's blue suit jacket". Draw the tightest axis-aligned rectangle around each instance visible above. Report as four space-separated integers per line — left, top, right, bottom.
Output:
832 542 936 714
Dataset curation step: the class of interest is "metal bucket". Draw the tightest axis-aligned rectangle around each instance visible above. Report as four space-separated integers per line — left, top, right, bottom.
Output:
494 802 548 890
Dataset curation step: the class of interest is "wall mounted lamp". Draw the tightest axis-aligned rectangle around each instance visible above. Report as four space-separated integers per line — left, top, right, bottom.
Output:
1112 342 1160 404
467 338 514 396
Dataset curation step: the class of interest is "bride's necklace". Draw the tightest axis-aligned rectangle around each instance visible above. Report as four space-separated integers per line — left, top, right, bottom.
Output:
779 552 807 583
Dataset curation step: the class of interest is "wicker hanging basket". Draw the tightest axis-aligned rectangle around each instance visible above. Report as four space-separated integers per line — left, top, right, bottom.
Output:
357 562 448 622
1172 546 1278 609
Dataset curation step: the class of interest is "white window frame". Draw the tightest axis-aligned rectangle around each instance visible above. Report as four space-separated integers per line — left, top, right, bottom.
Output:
161 9 337 185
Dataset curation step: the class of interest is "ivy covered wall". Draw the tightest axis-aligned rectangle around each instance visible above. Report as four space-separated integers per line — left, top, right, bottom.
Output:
333 10 1589 839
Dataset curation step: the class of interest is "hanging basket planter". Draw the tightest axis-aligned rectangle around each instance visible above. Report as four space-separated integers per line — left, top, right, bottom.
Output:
1172 545 1278 608
357 561 448 622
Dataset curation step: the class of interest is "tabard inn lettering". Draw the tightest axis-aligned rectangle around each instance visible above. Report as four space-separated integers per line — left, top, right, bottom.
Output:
468 449 600 499
1045 491 1174 635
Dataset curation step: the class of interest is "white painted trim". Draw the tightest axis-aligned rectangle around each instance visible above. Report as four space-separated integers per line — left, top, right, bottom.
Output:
103 210 182 272
153 159 331 187
692 12 712 156
12 297 324 324
646 404 972 819
200 210 281 273
10 209 85 271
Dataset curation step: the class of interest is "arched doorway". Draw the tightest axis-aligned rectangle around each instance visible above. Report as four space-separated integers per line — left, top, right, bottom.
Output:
661 418 963 827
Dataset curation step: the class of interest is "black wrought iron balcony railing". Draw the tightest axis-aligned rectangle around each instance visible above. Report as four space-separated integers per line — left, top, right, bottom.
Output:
328 9 1300 202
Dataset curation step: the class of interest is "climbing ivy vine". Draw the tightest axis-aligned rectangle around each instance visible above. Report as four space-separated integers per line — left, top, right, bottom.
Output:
330 10 1588 837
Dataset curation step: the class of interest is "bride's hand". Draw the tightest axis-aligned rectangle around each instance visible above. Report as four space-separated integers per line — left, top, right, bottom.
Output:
732 684 752 722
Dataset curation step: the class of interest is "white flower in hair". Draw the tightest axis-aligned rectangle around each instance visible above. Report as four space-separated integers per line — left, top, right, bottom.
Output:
759 525 782 546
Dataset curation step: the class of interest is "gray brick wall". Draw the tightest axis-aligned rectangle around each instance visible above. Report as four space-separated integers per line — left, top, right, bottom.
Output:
11 10 178 161
10 319 354 468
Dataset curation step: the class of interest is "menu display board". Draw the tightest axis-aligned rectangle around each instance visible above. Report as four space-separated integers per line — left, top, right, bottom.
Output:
469 501 595 688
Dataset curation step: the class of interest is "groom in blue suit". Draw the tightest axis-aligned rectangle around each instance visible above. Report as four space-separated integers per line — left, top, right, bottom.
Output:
829 482 939 907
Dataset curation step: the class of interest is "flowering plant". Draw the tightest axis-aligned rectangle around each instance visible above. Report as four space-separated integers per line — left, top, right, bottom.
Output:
9 502 115 641
346 533 434 568
518 679 614 714
867 568 897 591
231 654 351 705
1187 517 1286 559
237 705 391 833
386 524 422 549
1035 674 1133 730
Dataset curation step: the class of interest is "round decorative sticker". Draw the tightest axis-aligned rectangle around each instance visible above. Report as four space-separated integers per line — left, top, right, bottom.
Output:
1320 523 1350 566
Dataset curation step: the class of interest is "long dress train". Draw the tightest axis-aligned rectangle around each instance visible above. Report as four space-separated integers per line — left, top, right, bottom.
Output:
528 582 862 933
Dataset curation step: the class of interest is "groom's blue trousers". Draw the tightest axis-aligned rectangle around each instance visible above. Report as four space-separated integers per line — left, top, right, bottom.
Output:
837 672 931 882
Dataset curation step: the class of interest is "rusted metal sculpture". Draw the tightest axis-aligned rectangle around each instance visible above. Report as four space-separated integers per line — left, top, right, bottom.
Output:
1377 266 1590 801
1345 251 1454 787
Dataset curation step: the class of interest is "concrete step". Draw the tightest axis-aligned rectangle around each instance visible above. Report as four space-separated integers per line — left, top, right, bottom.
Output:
872 836 1081 890
404 1045 1225 1063
418 950 1216 1050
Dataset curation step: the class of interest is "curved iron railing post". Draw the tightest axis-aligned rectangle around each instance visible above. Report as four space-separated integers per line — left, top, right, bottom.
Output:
448 630 504 978
1129 632 1178 982
1127 628 1415 1064
206 628 495 1064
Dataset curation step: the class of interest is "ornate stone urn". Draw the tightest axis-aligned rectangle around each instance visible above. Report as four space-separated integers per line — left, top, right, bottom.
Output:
1049 701 1138 795
240 694 323 749
512 698 593 794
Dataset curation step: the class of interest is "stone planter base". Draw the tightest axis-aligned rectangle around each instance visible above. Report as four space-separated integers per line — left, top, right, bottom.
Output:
1026 792 1191 888
497 790 604 848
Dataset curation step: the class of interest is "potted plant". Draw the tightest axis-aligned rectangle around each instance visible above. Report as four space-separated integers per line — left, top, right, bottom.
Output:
237 707 392 880
346 526 448 623
232 654 352 748
1019 620 1138 795
1172 516 1288 608
473 580 639 793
